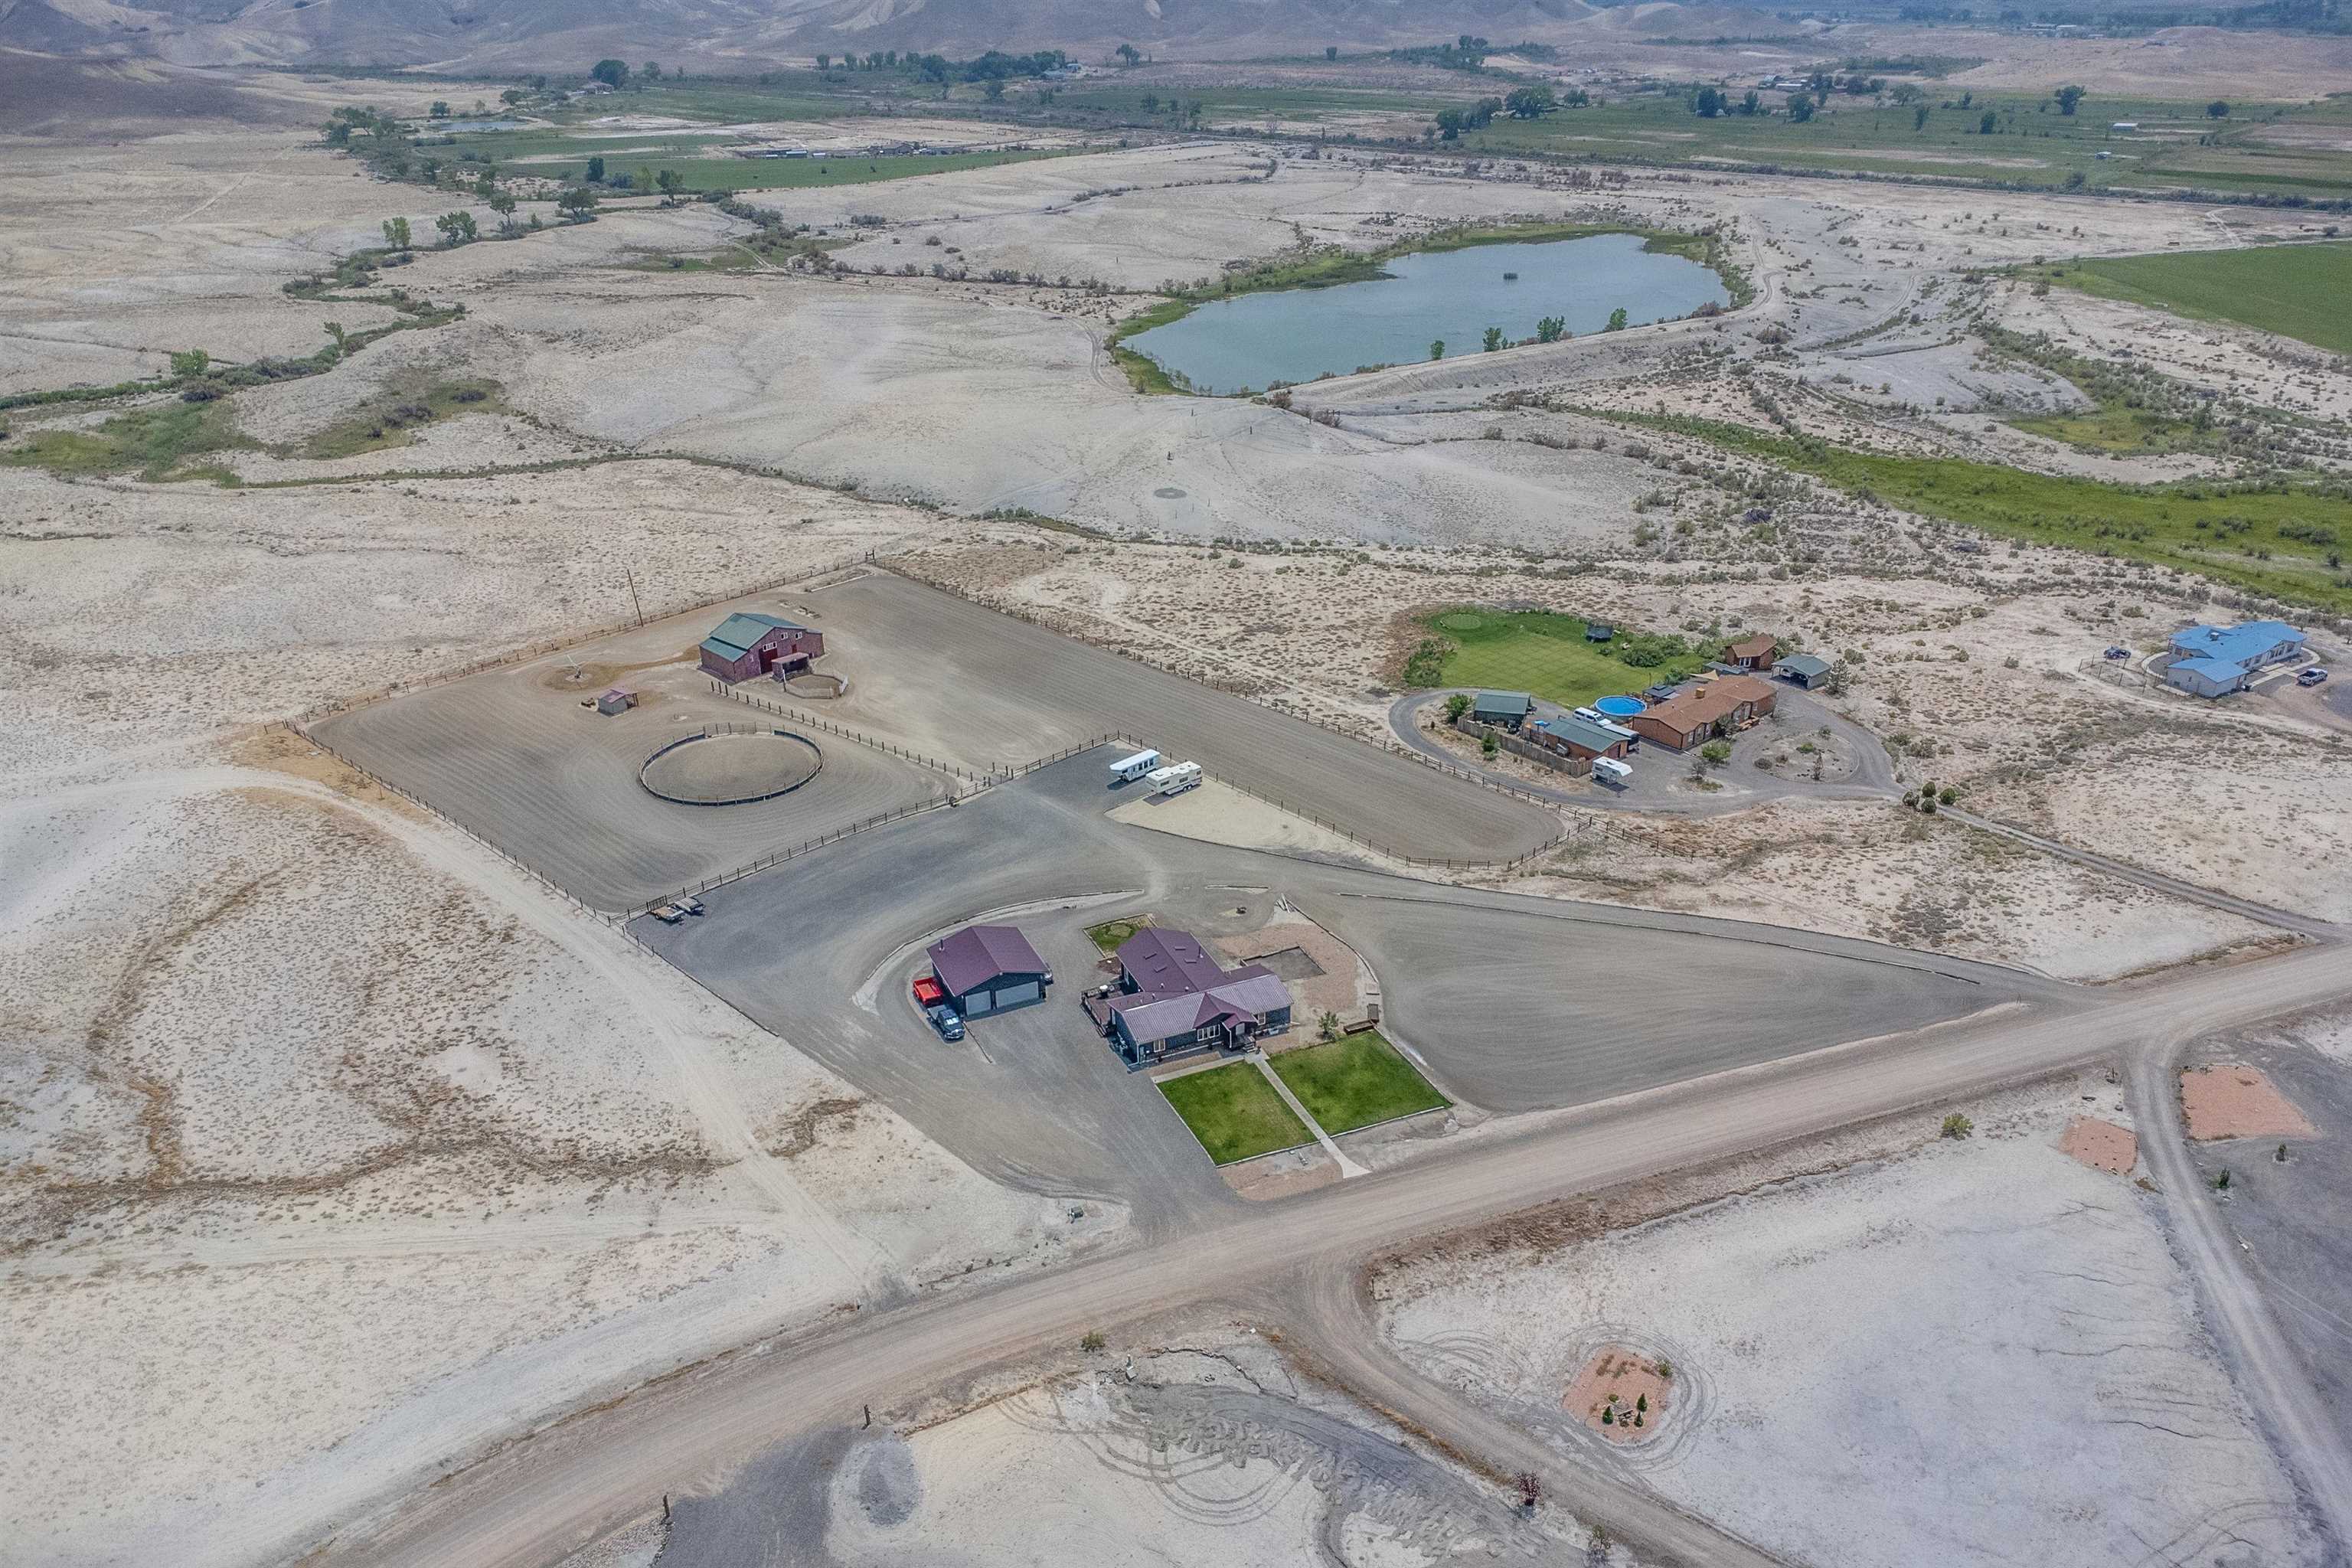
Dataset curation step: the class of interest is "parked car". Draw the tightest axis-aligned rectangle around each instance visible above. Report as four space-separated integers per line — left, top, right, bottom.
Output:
651 903 687 924
2102 646 2131 661
924 1004 965 1041
674 895 705 917
2299 666 2330 686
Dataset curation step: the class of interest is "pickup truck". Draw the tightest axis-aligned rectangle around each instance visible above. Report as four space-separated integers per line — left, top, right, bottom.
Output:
2299 666 2330 687
924 1004 965 1042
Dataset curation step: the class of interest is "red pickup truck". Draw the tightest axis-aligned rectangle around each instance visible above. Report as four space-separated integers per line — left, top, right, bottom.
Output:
912 975 947 1008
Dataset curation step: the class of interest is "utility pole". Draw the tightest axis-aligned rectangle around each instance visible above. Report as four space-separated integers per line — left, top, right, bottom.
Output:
625 565 645 628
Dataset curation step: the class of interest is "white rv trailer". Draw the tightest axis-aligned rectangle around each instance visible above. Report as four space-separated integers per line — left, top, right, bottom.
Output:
1108 748 1163 782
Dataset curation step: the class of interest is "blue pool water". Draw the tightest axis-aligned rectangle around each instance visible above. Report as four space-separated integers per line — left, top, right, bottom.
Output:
1595 696 1647 717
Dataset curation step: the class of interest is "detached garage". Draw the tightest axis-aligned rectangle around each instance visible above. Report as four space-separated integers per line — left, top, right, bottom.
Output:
926 924 1054 1018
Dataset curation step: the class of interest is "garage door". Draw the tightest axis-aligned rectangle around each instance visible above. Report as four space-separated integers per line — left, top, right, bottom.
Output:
991 979 1043 1010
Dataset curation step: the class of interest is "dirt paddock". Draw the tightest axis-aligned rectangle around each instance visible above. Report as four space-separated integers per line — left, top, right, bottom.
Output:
313 632 947 910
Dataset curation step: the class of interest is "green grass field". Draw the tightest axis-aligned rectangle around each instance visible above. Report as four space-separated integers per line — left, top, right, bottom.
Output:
1635 413 2352 615
1087 918 1146 953
1267 1032 1447 1134
1157 1062 1313 1164
2038 243 2352 358
1419 609 1710 707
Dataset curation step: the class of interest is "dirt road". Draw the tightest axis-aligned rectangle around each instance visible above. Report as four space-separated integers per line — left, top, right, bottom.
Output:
2128 1044 2352 1552
312 938 2352 1568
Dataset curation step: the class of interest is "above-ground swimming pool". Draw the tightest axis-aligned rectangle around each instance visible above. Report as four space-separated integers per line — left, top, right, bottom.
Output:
1595 696 1647 717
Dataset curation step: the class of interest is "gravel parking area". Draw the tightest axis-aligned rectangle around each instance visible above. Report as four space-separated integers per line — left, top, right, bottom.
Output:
805 572 1560 865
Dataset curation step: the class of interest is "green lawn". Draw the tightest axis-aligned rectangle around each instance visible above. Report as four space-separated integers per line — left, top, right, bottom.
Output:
2040 244 2352 358
1086 918 1147 954
1631 413 2352 616
1268 1032 1448 1134
1417 609 1710 707
1157 1063 1312 1164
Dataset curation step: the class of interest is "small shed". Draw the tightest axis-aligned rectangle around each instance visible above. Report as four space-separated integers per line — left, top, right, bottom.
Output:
595 687 638 716
1469 691 1536 730
1772 653 1834 689
1721 632 1779 671
926 924 1053 1018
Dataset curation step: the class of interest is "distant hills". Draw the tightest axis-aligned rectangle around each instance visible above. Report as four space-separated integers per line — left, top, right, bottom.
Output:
0 0 1727 72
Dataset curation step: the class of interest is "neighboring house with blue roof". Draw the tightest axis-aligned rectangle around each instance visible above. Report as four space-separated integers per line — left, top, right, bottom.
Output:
697 611 825 683
2163 620 2305 698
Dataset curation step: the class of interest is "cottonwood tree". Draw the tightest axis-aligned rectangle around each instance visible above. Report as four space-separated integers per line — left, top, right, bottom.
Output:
381 216 411 250
1606 307 1629 332
590 58 629 87
435 210 478 247
1786 92 1815 122
1504 86 1556 118
2055 83 2086 116
1535 315 1566 341
1482 325 1504 351
557 186 599 222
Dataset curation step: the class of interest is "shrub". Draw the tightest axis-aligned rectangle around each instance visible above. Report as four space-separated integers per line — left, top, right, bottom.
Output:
1699 740 1732 766
1941 1112 1974 1139
1080 1329 1106 1351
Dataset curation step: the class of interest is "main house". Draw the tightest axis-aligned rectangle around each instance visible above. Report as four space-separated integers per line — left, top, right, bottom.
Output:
1627 674 1777 750
698 612 825 683
2163 619 2306 699
1084 928 1292 1070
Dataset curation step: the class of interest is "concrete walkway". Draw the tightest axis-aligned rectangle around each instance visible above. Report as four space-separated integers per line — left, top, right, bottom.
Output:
1252 1052 1367 1178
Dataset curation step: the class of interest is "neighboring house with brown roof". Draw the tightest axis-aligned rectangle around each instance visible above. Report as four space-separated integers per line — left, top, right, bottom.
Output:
1720 632 1779 670
1627 674 1777 750
1086 927 1293 1069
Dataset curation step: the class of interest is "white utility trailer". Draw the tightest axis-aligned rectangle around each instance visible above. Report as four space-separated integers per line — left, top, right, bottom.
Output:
1108 748 1162 782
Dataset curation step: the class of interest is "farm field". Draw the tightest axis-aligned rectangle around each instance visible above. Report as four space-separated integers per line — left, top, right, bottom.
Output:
441 120 1076 192
1416 609 1710 708
1633 416 2352 616
2039 243 2352 357
1158 1062 1313 1164
1268 1031 1448 1133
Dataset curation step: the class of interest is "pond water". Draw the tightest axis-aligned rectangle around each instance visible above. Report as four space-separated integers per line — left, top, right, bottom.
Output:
1123 233 1730 395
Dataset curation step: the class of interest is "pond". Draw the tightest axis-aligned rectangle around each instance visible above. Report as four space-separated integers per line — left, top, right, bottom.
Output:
1122 233 1730 395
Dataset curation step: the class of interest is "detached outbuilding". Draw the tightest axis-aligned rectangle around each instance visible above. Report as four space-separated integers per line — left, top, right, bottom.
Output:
698 612 825 683
926 924 1053 1018
1720 632 1779 671
1772 653 1834 689
1470 691 1536 731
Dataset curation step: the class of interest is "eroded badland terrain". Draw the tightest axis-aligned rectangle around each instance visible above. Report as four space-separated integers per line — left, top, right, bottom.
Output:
5 23 2352 1568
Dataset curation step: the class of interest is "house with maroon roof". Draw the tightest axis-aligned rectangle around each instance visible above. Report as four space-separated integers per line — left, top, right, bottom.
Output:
926 924 1053 1018
1085 927 1292 1069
